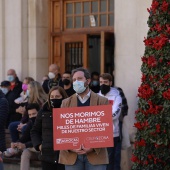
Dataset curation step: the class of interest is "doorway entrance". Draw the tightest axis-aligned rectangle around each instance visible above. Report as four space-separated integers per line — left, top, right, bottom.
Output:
61 32 114 74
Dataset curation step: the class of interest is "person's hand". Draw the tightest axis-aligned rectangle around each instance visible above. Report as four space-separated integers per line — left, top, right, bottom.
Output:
70 144 93 155
39 144 42 151
16 142 26 150
17 123 26 132
11 142 17 148
81 144 93 154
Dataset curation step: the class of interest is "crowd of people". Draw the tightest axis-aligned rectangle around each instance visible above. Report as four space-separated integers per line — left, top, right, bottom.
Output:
0 65 130 170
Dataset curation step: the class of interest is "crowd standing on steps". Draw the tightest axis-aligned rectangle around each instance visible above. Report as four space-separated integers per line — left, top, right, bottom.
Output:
0 65 130 170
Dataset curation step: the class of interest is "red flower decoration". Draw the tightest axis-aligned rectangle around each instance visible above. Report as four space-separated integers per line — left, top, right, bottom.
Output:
147 56 157 67
162 89 170 100
161 1 169 12
138 84 154 99
151 1 159 13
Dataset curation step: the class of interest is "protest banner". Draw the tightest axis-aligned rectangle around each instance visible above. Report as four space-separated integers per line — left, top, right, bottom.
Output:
53 105 113 150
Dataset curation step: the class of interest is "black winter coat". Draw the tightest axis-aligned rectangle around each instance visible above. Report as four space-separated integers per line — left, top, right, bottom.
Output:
0 90 9 151
5 77 22 126
31 102 59 164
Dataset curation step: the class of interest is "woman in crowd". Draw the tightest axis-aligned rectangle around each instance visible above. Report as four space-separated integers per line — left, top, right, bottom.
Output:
4 80 47 157
31 86 68 170
8 77 34 146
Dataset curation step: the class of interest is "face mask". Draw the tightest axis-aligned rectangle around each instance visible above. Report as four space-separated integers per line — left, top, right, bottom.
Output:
73 80 87 94
7 75 14 82
50 99 63 108
92 80 99 86
26 89 30 97
48 72 55 79
62 79 70 86
1 88 9 95
100 84 110 95
22 84 28 91
30 117 36 123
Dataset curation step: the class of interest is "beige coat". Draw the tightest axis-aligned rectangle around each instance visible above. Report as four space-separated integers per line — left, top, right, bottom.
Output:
59 91 109 165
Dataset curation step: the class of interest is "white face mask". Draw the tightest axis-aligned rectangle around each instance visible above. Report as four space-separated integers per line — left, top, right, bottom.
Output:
73 80 87 94
48 72 55 79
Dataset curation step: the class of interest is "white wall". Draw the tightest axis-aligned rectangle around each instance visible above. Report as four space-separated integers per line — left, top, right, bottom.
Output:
114 0 152 169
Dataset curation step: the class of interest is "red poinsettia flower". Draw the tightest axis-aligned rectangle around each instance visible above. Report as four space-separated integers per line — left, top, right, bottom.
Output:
152 35 168 50
131 154 140 163
151 1 159 13
147 56 157 67
138 84 154 99
162 89 170 99
156 124 161 133
144 37 153 46
138 139 146 147
161 1 169 12
141 74 146 82
166 24 170 34
154 23 162 32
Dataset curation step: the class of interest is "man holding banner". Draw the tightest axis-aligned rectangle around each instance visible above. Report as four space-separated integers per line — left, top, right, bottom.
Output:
58 68 109 170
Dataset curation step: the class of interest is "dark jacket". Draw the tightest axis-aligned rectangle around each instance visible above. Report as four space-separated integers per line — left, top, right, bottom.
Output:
0 90 9 151
42 78 62 94
31 102 60 164
5 77 22 126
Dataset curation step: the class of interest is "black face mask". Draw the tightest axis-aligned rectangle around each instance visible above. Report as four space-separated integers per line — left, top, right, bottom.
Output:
50 99 63 108
100 84 110 95
30 117 36 123
62 79 70 85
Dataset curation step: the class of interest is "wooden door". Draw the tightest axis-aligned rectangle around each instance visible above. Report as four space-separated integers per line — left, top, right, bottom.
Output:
61 34 88 73
100 32 114 74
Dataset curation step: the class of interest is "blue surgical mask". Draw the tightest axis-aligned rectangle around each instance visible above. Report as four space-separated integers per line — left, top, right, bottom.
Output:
92 80 99 86
73 80 87 94
7 75 14 82
1 88 9 95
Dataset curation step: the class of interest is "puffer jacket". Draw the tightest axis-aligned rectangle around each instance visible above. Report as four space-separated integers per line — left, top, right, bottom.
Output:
0 90 9 151
31 102 59 163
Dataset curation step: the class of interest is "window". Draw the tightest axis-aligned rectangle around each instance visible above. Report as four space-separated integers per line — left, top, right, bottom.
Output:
64 0 114 29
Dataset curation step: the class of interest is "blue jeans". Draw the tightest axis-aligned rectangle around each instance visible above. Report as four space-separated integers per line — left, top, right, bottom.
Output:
65 155 107 170
106 137 121 170
8 121 27 142
0 162 3 170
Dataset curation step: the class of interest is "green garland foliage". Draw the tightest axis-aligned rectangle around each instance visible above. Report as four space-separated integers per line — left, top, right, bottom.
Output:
131 0 170 169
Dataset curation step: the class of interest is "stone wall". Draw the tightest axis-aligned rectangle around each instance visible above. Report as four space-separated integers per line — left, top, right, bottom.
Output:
0 0 48 82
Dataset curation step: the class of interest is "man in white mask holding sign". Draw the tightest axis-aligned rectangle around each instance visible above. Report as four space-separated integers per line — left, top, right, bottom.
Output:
59 67 109 170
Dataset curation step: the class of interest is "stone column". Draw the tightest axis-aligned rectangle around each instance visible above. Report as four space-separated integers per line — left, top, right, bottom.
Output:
28 0 48 82
114 0 152 169
0 0 5 80
4 0 23 79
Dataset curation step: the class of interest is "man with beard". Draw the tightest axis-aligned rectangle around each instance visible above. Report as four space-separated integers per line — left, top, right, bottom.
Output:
59 67 109 170
61 71 75 97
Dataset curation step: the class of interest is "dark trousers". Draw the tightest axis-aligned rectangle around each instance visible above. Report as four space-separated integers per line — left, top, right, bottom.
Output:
41 161 65 170
106 137 121 170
